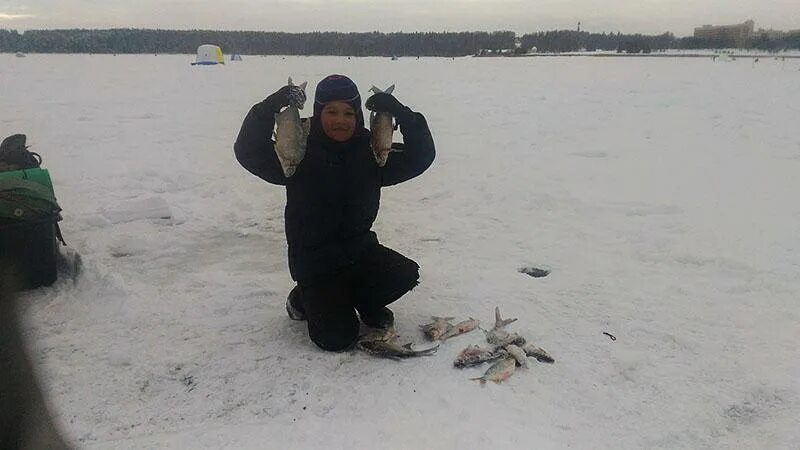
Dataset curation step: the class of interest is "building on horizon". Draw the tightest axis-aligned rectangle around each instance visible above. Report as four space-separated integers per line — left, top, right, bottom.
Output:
694 20 754 47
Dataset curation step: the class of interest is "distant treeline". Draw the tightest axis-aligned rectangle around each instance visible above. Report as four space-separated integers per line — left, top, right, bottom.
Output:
0 29 514 56
1 28 800 56
520 30 800 53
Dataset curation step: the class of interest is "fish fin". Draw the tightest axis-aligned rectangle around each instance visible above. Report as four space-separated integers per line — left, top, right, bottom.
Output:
500 318 518 327
402 343 414 350
469 377 487 385
370 84 396 95
494 306 517 329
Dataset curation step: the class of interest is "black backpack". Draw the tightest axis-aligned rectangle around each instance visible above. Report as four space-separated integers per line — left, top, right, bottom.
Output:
0 134 42 172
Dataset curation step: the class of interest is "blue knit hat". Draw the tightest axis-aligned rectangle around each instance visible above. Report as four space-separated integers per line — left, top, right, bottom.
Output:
313 74 362 123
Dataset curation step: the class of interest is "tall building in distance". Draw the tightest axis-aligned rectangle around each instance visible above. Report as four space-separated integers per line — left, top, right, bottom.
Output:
694 20 755 47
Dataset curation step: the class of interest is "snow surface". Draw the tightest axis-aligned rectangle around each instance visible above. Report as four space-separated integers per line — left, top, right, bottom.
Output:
2 54 800 449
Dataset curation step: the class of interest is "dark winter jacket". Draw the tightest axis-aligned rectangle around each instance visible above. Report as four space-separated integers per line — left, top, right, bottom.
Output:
234 97 435 283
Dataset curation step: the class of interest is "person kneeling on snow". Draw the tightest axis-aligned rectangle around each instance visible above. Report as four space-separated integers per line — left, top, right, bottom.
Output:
234 75 435 351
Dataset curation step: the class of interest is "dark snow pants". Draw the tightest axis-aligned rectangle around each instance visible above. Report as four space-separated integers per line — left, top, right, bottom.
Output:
301 244 420 352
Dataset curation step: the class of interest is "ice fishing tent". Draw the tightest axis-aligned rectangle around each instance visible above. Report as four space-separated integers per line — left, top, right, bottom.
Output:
231 53 242 61
192 44 225 65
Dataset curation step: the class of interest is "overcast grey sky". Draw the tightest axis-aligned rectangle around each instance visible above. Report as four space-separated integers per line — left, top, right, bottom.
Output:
1 0 798 36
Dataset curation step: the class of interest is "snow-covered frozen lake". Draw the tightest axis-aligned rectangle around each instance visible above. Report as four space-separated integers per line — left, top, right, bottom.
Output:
2 54 799 449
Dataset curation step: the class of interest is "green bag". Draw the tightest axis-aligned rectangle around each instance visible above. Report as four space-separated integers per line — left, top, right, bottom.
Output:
0 177 61 222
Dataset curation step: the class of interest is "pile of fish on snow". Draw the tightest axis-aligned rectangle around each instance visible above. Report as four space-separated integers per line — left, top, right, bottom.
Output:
358 307 555 384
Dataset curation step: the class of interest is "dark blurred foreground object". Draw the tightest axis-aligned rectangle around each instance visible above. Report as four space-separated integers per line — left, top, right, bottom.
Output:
0 134 65 291
0 273 71 449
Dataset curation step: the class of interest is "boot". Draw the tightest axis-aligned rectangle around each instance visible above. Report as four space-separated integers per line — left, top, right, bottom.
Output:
358 306 394 330
285 285 305 321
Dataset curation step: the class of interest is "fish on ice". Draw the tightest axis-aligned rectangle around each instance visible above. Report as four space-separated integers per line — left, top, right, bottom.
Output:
470 357 517 384
485 307 526 346
504 344 528 368
453 344 507 368
357 339 439 360
439 318 480 341
521 343 555 363
419 316 454 341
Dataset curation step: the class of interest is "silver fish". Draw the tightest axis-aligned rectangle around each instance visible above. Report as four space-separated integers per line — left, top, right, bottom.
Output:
486 330 526 347
439 318 480 341
368 84 396 167
485 307 525 346
274 77 309 177
505 344 528 368
419 316 454 341
357 339 439 360
453 344 507 368
522 343 555 363
470 357 517 384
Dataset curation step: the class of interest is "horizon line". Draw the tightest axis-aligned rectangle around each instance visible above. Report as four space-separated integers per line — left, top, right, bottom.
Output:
1 26 693 37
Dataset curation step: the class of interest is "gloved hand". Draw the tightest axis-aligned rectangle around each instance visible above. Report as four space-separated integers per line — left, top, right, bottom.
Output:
365 93 414 124
261 83 307 113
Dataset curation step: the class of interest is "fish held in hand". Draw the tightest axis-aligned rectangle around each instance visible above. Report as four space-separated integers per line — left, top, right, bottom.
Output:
470 357 517 384
439 318 480 341
357 339 439 360
274 77 309 177
453 345 507 368
368 84 396 167
419 316 454 341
